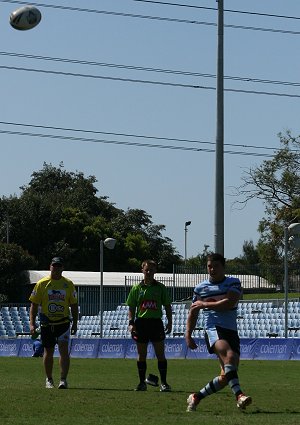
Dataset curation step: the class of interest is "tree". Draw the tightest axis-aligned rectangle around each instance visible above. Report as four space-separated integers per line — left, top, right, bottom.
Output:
0 243 36 302
124 233 151 271
235 131 300 265
108 208 180 271
0 163 180 272
181 245 212 271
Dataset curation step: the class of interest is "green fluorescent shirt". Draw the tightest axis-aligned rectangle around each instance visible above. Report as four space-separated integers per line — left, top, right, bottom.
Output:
126 280 172 319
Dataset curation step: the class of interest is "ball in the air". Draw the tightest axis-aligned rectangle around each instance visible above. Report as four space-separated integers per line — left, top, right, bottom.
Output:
10 6 42 31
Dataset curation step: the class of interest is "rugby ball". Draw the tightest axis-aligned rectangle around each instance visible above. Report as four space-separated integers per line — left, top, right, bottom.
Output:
10 6 42 31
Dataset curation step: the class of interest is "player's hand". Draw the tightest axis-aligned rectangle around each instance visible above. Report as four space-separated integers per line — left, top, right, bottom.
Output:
190 300 205 311
71 324 77 335
29 324 36 336
185 334 198 350
165 322 172 334
131 328 138 341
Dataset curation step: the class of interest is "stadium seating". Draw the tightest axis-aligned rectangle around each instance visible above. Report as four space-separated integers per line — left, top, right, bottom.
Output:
77 300 300 339
0 301 299 339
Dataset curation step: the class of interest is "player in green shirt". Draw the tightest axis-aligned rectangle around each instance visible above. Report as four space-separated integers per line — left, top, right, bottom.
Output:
126 259 172 392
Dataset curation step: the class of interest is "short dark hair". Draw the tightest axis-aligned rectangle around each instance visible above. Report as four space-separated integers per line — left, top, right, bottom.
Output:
141 259 157 269
207 253 225 266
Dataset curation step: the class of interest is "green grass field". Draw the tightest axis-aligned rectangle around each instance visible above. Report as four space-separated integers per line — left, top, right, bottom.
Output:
0 357 299 425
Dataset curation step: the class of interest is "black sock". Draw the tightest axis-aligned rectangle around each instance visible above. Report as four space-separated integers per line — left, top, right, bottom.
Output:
158 360 167 384
137 361 146 383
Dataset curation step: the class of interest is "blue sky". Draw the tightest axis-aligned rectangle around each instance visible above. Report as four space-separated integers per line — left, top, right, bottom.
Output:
0 0 300 260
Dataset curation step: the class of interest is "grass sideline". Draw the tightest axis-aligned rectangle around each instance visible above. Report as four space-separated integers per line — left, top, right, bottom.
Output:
0 357 299 425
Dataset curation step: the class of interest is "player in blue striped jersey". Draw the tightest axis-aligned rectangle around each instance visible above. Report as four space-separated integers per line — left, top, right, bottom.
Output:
185 253 252 412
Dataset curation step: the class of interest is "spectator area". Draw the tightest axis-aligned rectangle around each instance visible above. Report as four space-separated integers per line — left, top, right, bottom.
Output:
1 301 299 339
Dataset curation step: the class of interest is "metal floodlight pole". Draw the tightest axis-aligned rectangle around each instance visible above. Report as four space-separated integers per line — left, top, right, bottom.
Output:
100 239 104 338
284 222 300 338
214 0 224 255
283 226 288 338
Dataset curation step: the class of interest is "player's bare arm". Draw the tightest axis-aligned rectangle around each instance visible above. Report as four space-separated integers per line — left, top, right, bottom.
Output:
185 305 200 349
29 302 38 335
201 291 240 312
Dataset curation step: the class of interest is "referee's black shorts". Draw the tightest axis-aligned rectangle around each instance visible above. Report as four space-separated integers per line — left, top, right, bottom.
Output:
133 318 165 343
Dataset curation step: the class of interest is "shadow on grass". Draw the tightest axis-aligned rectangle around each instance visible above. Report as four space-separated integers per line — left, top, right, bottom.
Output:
70 387 187 393
249 409 300 415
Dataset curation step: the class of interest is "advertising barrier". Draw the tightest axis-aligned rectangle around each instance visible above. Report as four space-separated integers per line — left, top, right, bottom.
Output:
71 338 100 359
164 338 187 359
240 338 257 360
99 339 128 359
186 338 217 360
253 338 294 360
125 339 155 359
0 339 21 357
0 338 299 360
291 338 300 360
18 339 34 357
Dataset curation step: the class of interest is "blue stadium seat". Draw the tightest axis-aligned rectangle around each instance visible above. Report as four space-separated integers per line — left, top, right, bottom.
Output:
15 324 23 333
5 324 15 331
1 306 9 313
19 311 29 320
10 306 18 312
23 324 31 333
1 311 10 319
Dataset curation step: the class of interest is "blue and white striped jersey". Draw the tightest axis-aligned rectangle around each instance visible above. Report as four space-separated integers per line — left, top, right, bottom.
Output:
192 276 242 331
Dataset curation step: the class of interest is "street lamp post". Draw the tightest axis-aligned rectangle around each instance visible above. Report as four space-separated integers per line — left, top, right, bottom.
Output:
283 223 300 338
100 237 116 338
184 221 192 265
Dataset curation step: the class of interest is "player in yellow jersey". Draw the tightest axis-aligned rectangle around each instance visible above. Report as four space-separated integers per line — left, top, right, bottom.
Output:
29 257 78 389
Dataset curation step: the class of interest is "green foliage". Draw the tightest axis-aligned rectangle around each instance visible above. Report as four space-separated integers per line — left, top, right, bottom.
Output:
20 162 101 215
0 358 299 425
0 243 36 301
124 233 150 271
235 131 300 270
184 255 207 269
0 163 180 275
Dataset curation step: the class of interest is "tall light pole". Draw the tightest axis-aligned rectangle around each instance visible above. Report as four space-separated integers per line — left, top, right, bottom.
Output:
283 223 300 338
184 221 192 265
214 0 224 255
100 237 116 338
283 225 289 339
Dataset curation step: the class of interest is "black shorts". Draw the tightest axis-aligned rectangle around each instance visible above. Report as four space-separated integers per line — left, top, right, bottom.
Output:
204 325 240 355
133 318 165 343
41 322 70 348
